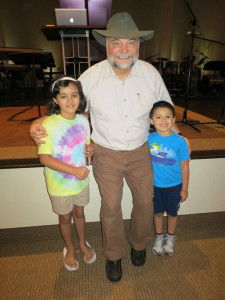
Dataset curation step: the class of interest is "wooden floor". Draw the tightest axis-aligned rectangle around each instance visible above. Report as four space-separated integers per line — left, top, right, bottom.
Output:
0 103 225 168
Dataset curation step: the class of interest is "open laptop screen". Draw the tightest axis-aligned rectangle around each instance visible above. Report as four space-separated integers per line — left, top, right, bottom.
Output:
58 0 112 26
55 8 87 26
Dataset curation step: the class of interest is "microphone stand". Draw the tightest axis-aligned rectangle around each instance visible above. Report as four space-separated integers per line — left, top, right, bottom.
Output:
179 0 201 132
179 0 225 131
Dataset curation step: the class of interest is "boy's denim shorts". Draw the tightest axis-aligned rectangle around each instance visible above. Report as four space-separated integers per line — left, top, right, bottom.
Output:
153 184 182 217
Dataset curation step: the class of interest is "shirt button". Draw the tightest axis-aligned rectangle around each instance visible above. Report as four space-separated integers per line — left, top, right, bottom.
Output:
125 115 128 118
127 130 129 133
123 99 127 102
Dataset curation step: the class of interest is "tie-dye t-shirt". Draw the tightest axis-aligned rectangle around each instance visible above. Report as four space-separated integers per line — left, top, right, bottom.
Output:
147 132 190 188
38 114 90 196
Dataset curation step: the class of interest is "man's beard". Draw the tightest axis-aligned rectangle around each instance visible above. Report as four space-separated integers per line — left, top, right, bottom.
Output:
108 53 138 70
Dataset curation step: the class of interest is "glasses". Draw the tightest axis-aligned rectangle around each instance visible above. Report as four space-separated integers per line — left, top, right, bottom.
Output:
109 39 138 49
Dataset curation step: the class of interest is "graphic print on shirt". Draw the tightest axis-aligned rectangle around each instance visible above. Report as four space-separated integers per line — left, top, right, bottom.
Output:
55 124 86 180
149 142 176 166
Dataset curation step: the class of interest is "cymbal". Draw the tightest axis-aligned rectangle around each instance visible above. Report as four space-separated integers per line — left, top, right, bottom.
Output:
156 57 169 62
145 55 156 60
183 55 196 62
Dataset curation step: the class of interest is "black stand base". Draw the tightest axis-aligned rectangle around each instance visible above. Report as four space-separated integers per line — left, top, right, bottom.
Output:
8 105 41 122
178 110 225 133
25 105 42 122
178 118 201 132
178 94 225 132
178 108 202 132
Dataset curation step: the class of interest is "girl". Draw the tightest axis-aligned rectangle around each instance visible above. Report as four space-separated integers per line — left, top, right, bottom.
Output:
38 76 96 271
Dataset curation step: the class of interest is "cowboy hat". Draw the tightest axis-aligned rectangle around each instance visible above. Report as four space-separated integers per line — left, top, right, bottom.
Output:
92 12 154 46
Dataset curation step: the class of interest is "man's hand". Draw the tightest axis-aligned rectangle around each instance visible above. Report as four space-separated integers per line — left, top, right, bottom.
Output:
172 123 192 154
30 117 47 145
73 167 90 180
85 143 94 165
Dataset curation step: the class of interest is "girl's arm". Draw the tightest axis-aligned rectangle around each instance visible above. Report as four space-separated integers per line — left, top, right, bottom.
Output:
39 154 89 180
180 160 190 202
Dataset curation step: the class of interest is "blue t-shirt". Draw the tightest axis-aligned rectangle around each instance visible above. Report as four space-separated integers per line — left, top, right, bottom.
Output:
147 132 190 188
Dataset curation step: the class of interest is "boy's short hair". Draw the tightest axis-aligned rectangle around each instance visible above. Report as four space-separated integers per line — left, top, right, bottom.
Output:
150 101 175 119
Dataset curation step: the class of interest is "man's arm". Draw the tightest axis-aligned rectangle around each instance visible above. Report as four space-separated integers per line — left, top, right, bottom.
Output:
39 154 89 180
171 123 181 134
85 142 93 165
30 116 47 145
180 160 190 202
172 124 191 154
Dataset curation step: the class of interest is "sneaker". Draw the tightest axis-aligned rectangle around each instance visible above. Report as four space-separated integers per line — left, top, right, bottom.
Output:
152 234 164 256
163 234 177 256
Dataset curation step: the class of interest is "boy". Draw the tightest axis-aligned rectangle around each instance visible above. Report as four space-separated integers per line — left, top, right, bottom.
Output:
148 101 190 256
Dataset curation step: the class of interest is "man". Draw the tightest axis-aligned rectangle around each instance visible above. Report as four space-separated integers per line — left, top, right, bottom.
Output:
30 12 180 282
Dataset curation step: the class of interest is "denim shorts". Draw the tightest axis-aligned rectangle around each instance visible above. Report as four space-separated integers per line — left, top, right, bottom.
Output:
153 184 182 217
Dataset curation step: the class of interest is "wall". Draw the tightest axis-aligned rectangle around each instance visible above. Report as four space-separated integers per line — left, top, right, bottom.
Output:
189 0 225 61
0 0 62 71
111 0 165 59
0 158 225 229
0 0 224 70
171 0 191 62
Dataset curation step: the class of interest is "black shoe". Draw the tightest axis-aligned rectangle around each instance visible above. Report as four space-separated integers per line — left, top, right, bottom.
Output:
131 248 146 266
106 259 122 282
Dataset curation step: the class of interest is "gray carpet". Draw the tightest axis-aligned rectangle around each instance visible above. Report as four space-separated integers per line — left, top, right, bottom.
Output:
0 212 225 300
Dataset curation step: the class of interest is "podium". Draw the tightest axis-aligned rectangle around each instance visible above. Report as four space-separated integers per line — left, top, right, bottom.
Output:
41 25 105 78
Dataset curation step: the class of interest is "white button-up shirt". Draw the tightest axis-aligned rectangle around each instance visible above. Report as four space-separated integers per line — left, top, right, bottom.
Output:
79 59 172 151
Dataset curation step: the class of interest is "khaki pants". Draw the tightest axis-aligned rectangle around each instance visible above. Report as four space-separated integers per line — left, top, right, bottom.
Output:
93 142 153 260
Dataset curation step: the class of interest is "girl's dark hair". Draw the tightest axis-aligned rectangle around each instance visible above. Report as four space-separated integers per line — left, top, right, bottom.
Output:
150 101 175 118
47 76 87 115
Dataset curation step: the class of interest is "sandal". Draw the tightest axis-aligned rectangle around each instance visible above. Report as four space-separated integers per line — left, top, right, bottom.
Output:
83 241 96 264
63 247 79 271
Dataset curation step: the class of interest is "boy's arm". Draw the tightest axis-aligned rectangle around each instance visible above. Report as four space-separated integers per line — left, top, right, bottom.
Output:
180 160 190 202
39 154 89 180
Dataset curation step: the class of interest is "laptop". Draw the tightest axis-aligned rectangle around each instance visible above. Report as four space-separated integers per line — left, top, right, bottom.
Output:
55 8 88 26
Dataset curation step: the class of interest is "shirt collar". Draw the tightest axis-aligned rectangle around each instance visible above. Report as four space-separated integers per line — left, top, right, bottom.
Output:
129 60 145 78
103 59 145 79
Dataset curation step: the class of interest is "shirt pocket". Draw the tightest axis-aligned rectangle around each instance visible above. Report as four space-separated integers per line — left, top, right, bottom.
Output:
129 90 152 120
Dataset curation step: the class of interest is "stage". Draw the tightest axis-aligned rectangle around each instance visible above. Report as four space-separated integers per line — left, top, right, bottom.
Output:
0 104 225 229
0 105 225 169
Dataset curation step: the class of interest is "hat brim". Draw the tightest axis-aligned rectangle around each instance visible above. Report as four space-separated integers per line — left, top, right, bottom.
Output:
92 29 154 47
